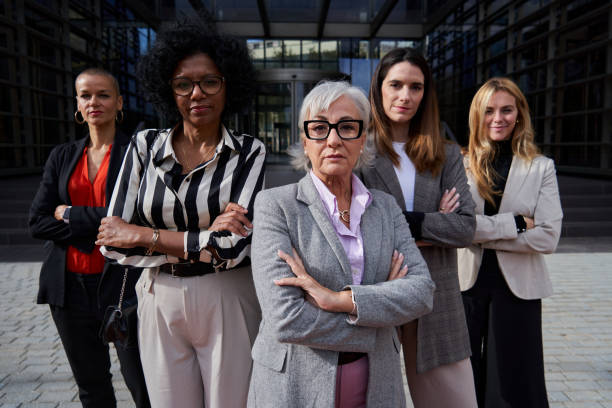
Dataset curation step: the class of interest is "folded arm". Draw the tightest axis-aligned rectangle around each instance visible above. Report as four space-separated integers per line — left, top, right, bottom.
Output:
419 144 476 248
479 159 562 254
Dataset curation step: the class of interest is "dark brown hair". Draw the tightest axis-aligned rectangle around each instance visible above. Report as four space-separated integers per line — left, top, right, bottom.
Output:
369 48 445 175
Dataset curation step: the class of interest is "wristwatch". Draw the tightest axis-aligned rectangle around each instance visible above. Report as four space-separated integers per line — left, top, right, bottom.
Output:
62 206 71 224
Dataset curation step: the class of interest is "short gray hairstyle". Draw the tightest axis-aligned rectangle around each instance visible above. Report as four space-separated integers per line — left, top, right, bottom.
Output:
289 81 375 171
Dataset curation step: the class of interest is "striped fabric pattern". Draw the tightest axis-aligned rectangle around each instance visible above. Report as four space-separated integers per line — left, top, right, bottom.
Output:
101 125 266 268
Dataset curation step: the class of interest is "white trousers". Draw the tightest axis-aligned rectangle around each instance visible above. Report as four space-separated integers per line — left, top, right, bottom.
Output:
401 320 478 408
136 266 261 408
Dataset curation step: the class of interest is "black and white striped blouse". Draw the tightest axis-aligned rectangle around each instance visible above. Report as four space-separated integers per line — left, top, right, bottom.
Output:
101 125 266 268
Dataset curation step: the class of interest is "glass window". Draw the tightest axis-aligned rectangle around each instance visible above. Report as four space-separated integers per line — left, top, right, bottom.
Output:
379 41 396 59
24 8 60 38
327 0 370 23
0 55 12 80
488 37 506 58
516 41 546 69
488 56 506 77
70 32 88 53
265 40 283 63
563 57 585 82
215 0 260 21
358 41 369 59
487 14 508 36
283 40 300 62
561 115 584 143
515 0 540 20
587 114 602 142
487 0 509 15
589 48 605 76
519 15 548 43
267 0 319 22
566 0 607 22
320 41 337 60
588 80 603 109
563 84 585 113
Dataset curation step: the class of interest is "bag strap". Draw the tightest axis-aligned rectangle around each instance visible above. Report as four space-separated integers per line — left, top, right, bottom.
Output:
117 267 128 310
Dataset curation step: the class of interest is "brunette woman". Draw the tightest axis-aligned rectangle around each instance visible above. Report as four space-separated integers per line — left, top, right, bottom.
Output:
358 48 477 407
29 68 150 408
458 77 562 407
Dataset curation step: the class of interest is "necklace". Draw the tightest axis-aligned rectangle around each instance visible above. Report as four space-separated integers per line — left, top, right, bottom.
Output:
338 209 350 223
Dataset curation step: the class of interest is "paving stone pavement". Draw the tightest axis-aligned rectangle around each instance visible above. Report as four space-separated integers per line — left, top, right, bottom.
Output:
0 245 611 407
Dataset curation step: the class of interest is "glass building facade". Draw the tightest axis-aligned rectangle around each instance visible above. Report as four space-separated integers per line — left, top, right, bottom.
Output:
0 0 158 175
1 0 610 176
426 0 611 176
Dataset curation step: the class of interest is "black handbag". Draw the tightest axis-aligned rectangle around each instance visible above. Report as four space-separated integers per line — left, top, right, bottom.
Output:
99 268 139 349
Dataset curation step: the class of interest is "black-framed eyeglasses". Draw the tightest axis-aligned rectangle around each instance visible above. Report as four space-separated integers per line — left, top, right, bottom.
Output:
169 75 225 96
303 120 364 140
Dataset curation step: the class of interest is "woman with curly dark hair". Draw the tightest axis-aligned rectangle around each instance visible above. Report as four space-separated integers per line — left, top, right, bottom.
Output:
96 18 266 408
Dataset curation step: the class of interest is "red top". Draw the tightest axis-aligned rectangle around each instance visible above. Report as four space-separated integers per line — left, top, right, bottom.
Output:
66 145 112 274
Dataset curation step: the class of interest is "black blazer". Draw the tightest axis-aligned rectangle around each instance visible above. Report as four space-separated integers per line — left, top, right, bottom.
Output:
29 131 140 309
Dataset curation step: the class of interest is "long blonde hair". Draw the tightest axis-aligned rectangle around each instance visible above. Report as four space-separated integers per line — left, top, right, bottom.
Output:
467 77 540 206
370 48 445 176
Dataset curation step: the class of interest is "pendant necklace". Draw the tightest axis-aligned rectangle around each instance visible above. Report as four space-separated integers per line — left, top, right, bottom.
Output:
338 209 350 223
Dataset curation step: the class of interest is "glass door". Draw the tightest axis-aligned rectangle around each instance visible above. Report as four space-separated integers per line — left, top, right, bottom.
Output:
255 82 292 154
254 69 348 155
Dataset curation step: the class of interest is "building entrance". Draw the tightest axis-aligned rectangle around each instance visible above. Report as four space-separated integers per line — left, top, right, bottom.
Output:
254 69 347 155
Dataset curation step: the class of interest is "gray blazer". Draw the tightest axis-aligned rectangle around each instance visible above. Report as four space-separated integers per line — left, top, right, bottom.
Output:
248 175 435 408
458 155 562 299
357 142 476 373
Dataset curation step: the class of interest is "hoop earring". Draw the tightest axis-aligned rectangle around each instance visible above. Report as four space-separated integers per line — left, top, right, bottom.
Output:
74 111 85 125
116 110 124 124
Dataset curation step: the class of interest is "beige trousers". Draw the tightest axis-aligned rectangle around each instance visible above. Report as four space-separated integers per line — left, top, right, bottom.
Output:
136 266 261 408
401 320 478 408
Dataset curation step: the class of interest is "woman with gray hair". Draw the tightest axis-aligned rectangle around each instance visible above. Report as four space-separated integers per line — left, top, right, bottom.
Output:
248 81 435 408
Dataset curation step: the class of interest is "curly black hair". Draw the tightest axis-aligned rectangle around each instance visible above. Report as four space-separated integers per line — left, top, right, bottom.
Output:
137 17 256 124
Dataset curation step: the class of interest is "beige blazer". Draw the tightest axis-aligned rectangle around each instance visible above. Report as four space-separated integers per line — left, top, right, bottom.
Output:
458 155 563 300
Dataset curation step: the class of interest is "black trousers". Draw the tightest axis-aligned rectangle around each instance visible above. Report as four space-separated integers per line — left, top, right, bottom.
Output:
462 257 549 408
50 272 150 408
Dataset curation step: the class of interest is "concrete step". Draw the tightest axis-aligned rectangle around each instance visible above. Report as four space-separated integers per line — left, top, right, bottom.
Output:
561 221 612 238
0 228 39 245
0 214 30 229
557 176 612 195
0 199 33 213
562 207 612 222
0 244 46 262
560 194 612 208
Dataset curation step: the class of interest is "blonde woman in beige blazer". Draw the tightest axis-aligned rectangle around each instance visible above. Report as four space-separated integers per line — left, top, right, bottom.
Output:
458 77 562 408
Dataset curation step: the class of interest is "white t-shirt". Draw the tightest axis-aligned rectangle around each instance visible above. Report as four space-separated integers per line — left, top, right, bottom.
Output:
392 142 416 211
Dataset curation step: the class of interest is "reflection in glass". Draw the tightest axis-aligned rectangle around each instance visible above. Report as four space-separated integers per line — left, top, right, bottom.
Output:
256 82 291 153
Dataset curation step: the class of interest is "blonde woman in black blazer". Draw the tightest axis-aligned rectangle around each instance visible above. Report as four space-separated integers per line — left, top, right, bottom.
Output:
29 69 149 408
458 77 562 407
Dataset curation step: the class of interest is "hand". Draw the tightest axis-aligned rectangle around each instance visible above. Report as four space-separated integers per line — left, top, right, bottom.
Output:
54 204 68 221
209 202 252 237
387 250 408 281
438 187 460 213
96 216 144 248
523 216 535 230
275 248 352 313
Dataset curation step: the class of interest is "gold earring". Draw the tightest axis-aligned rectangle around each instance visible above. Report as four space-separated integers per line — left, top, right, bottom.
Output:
116 110 124 124
74 111 85 124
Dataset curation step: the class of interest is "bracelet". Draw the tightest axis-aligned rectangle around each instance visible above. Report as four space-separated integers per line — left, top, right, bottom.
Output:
145 228 160 256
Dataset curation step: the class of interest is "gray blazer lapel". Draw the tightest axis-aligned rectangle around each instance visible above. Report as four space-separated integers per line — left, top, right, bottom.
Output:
296 176 352 279
413 171 431 212
374 156 406 210
360 204 382 285
500 156 530 212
